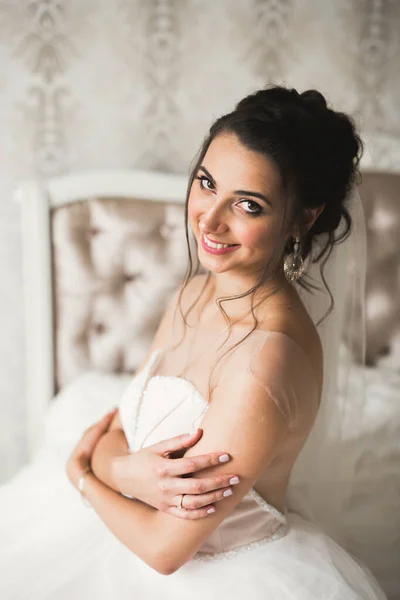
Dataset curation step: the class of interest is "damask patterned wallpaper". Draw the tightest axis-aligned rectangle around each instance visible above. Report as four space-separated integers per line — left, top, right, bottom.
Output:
0 0 399 481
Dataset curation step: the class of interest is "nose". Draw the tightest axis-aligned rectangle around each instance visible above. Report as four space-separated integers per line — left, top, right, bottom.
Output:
199 206 229 236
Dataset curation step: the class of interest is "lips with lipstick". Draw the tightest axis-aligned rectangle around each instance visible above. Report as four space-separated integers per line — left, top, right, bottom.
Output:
201 234 240 255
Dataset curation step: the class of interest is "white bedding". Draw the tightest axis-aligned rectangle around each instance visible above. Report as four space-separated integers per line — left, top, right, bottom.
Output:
1 361 399 599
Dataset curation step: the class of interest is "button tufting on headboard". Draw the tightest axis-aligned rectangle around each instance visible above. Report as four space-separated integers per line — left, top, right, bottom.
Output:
51 196 187 390
123 273 139 283
92 322 106 335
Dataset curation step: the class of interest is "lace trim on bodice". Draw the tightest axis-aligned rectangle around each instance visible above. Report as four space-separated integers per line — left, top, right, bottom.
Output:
120 347 289 561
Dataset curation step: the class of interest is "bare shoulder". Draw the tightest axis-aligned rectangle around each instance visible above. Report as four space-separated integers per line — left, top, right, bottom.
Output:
258 286 323 389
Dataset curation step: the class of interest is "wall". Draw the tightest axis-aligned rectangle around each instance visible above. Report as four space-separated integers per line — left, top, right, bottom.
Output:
0 0 399 482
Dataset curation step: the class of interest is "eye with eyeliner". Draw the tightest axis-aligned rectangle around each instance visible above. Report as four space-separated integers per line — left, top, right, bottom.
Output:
194 175 264 217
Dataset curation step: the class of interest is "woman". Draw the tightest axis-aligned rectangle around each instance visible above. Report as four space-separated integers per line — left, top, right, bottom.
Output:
1 86 387 599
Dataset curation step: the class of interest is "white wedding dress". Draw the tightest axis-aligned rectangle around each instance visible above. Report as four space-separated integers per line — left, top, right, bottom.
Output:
0 339 387 600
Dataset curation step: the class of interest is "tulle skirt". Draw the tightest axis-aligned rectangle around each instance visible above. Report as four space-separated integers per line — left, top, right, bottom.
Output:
0 450 387 600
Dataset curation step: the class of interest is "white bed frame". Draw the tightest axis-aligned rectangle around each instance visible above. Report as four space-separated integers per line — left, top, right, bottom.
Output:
14 169 188 459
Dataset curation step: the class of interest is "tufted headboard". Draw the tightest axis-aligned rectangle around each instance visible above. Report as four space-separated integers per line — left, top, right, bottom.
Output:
15 169 400 458
15 169 190 457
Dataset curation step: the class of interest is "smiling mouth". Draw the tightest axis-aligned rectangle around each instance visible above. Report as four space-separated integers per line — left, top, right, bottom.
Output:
200 234 240 256
202 234 238 249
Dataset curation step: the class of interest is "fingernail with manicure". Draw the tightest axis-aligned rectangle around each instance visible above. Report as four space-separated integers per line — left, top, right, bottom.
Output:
219 454 230 463
223 489 233 497
207 507 215 514
229 476 240 485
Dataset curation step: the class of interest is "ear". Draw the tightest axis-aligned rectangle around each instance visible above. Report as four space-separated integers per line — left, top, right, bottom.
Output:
303 204 325 233
285 204 325 241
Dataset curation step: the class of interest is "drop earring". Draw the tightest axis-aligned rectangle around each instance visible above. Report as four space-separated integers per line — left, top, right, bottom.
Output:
284 234 305 282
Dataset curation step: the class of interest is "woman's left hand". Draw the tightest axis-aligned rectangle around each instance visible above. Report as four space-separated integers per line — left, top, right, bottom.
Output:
66 407 118 489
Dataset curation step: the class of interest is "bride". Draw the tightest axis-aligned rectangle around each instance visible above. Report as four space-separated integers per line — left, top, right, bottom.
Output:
1 85 388 599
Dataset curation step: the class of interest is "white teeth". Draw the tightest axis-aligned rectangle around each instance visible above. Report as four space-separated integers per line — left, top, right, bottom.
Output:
203 235 233 249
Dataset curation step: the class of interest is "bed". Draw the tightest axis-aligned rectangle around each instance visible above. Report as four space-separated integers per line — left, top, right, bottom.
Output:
10 168 400 598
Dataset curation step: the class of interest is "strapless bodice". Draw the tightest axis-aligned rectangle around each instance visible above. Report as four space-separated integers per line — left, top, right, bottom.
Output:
119 348 289 560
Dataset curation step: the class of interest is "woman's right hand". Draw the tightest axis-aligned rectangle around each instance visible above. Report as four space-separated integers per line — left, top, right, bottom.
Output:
112 428 240 519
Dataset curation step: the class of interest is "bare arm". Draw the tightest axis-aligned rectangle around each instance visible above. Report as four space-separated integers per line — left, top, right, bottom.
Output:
80 471 169 573
90 425 129 490
91 410 241 517
80 366 289 575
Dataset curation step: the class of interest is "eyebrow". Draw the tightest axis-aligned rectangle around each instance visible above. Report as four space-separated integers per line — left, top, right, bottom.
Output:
198 166 272 207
